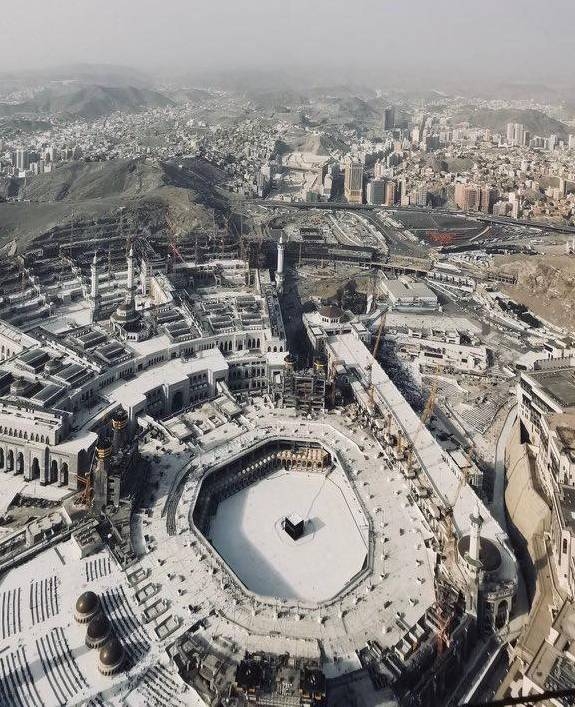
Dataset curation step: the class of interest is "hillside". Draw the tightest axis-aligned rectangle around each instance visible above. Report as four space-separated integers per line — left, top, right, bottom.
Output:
490 254 575 331
0 84 173 120
299 95 381 128
276 130 348 156
424 154 474 173
0 157 228 252
452 107 569 139
5 160 167 203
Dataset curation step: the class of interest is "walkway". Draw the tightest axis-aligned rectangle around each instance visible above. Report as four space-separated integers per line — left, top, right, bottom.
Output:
491 404 517 531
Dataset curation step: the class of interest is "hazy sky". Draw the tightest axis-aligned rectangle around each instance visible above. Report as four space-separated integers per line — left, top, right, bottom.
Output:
2 0 574 83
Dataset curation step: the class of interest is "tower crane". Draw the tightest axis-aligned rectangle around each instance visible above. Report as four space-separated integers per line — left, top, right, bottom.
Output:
366 267 379 314
74 446 97 507
165 211 185 264
404 369 440 472
367 309 387 408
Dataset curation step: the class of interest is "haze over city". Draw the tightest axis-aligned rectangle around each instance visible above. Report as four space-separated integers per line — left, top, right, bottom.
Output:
2 0 575 86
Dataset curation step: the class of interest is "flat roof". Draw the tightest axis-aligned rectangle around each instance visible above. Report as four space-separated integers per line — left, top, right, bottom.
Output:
325 333 516 583
383 279 437 300
528 368 575 409
107 349 228 408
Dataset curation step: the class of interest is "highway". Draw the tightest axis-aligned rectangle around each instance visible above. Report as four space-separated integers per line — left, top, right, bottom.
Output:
246 198 575 235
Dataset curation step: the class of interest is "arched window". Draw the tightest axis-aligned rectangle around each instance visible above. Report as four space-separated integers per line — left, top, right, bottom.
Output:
60 462 69 486
495 600 508 629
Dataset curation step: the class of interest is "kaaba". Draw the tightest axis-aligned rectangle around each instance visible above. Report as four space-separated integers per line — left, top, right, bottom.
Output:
284 513 305 540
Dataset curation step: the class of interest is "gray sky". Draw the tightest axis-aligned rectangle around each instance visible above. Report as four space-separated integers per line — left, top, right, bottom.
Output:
2 0 574 83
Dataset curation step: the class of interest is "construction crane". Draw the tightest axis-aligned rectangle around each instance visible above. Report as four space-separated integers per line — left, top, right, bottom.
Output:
366 267 380 314
367 309 387 407
165 211 186 264
74 447 97 507
404 370 440 473
435 610 452 655
75 473 93 508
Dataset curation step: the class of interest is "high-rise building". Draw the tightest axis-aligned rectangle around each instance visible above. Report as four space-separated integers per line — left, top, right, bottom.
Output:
384 180 396 206
412 187 428 207
506 123 515 145
45 146 59 163
344 161 364 204
549 134 558 151
508 192 521 219
366 179 386 205
479 187 496 214
506 123 525 147
15 149 29 172
454 183 480 211
383 107 395 131
373 160 386 179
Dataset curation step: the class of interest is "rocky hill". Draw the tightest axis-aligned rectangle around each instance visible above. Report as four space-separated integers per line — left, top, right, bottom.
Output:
452 107 569 139
491 254 575 331
275 130 348 156
0 157 228 253
4 159 166 203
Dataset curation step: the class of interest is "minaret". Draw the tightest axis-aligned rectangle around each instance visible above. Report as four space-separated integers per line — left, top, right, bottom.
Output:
90 252 100 322
93 435 113 513
111 408 129 454
127 246 135 300
90 252 99 299
276 233 285 293
140 258 148 296
469 501 484 567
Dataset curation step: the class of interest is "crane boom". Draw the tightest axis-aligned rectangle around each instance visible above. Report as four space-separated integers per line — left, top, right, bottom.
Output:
405 370 440 472
368 310 387 407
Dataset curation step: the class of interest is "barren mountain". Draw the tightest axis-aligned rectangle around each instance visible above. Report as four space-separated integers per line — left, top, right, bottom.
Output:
0 84 173 120
0 157 228 252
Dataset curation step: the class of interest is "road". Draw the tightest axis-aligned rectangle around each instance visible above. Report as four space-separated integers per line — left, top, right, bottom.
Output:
246 199 575 241
247 198 575 234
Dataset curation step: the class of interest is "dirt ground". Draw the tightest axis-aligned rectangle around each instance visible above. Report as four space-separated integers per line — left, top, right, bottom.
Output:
491 254 575 331
296 265 371 302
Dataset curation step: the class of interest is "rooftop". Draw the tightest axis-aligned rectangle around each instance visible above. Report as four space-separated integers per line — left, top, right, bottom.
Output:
528 368 575 409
